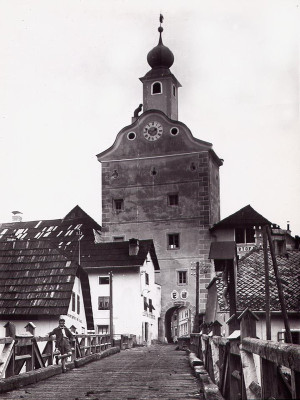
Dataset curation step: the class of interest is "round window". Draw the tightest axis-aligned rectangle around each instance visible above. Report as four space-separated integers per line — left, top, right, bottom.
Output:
127 132 136 140
170 127 179 136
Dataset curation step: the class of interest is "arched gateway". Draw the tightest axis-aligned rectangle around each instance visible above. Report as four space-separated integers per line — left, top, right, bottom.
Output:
159 301 196 343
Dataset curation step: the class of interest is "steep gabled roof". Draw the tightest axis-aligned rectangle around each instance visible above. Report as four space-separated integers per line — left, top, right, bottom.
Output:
0 205 102 259
215 248 300 312
210 204 272 231
81 239 160 271
0 240 93 328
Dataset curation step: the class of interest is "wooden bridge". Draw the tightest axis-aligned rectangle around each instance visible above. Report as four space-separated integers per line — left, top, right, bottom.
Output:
0 333 201 399
1 314 300 400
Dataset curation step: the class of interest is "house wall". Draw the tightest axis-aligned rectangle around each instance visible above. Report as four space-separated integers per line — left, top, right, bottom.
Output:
66 276 88 334
87 255 161 343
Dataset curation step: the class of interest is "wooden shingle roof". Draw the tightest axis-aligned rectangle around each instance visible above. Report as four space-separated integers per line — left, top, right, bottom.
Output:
0 240 94 328
216 248 300 312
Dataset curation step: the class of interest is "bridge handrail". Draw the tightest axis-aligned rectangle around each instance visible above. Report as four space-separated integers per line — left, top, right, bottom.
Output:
242 337 300 372
189 310 300 400
0 332 135 380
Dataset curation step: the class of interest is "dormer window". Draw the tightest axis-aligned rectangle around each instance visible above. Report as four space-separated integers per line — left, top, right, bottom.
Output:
152 81 162 95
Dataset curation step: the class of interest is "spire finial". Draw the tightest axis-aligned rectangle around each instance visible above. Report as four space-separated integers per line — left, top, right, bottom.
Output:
158 14 164 43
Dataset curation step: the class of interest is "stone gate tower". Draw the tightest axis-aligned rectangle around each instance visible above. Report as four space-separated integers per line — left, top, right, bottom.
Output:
97 19 223 341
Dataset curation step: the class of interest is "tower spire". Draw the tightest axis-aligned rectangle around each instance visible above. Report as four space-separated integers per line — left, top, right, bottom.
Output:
158 14 164 44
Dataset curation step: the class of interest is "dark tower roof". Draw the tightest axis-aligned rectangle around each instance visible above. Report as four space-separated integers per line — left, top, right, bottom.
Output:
147 26 174 69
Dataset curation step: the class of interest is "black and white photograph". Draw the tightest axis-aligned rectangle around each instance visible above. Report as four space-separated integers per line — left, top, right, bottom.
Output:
0 1 299 399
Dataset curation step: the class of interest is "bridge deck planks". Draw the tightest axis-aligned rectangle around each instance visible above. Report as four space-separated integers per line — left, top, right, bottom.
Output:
0 344 203 400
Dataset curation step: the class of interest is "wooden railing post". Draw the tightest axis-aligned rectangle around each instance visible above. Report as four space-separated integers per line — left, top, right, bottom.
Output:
212 320 222 336
4 322 16 339
25 322 36 336
226 314 240 335
239 309 260 400
228 331 242 400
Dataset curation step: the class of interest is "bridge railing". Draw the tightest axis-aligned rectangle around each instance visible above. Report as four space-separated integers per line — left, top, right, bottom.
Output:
0 332 136 380
113 334 136 350
189 309 300 400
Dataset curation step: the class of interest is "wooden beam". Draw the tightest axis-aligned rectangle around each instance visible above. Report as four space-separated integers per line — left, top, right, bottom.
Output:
262 225 271 340
241 337 300 371
266 225 292 343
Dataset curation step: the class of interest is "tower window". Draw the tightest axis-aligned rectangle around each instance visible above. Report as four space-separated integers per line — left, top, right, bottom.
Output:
168 233 180 249
113 199 124 212
152 82 162 94
173 85 176 97
177 270 187 285
168 194 179 206
150 167 157 176
127 132 136 140
170 127 179 136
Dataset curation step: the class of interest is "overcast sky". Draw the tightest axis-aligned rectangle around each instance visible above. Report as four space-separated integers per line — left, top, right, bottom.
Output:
0 0 299 235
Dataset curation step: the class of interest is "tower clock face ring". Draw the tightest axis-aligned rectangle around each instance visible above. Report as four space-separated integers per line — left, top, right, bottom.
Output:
143 121 163 141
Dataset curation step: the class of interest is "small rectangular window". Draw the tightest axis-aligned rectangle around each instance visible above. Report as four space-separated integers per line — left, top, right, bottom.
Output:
168 233 180 249
77 294 80 314
72 292 76 312
168 194 178 206
99 276 110 285
113 236 125 242
97 325 109 335
113 199 124 212
145 273 149 285
98 296 110 310
177 271 187 285
144 297 149 311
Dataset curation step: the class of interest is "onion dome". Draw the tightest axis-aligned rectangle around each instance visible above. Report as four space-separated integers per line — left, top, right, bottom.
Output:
147 26 174 69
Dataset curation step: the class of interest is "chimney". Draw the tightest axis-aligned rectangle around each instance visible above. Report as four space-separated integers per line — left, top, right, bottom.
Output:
129 238 139 256
12 211 23 222
287 221 290 232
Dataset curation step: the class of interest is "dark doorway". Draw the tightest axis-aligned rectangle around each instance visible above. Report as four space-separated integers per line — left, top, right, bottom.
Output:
165 307 178 343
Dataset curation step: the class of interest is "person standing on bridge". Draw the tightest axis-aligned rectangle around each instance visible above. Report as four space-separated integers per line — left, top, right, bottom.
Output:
49 316 73 372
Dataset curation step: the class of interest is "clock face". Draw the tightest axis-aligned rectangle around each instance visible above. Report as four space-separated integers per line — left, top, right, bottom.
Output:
143 121 163 141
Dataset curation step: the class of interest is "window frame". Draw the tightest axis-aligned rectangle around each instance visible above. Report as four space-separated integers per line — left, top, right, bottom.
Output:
77 294 80 314
177 270 188 285
72 292 76 312
98 296 110 310
151 81 162 95
145 272 149 286
113 198 124 212
235 227 255 244
99 276 110 285
168 193 179 206
172 84 176 97
168 233 180 250
113 236 125 242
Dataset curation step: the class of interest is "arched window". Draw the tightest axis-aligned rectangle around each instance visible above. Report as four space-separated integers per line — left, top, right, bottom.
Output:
152 82 162 94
